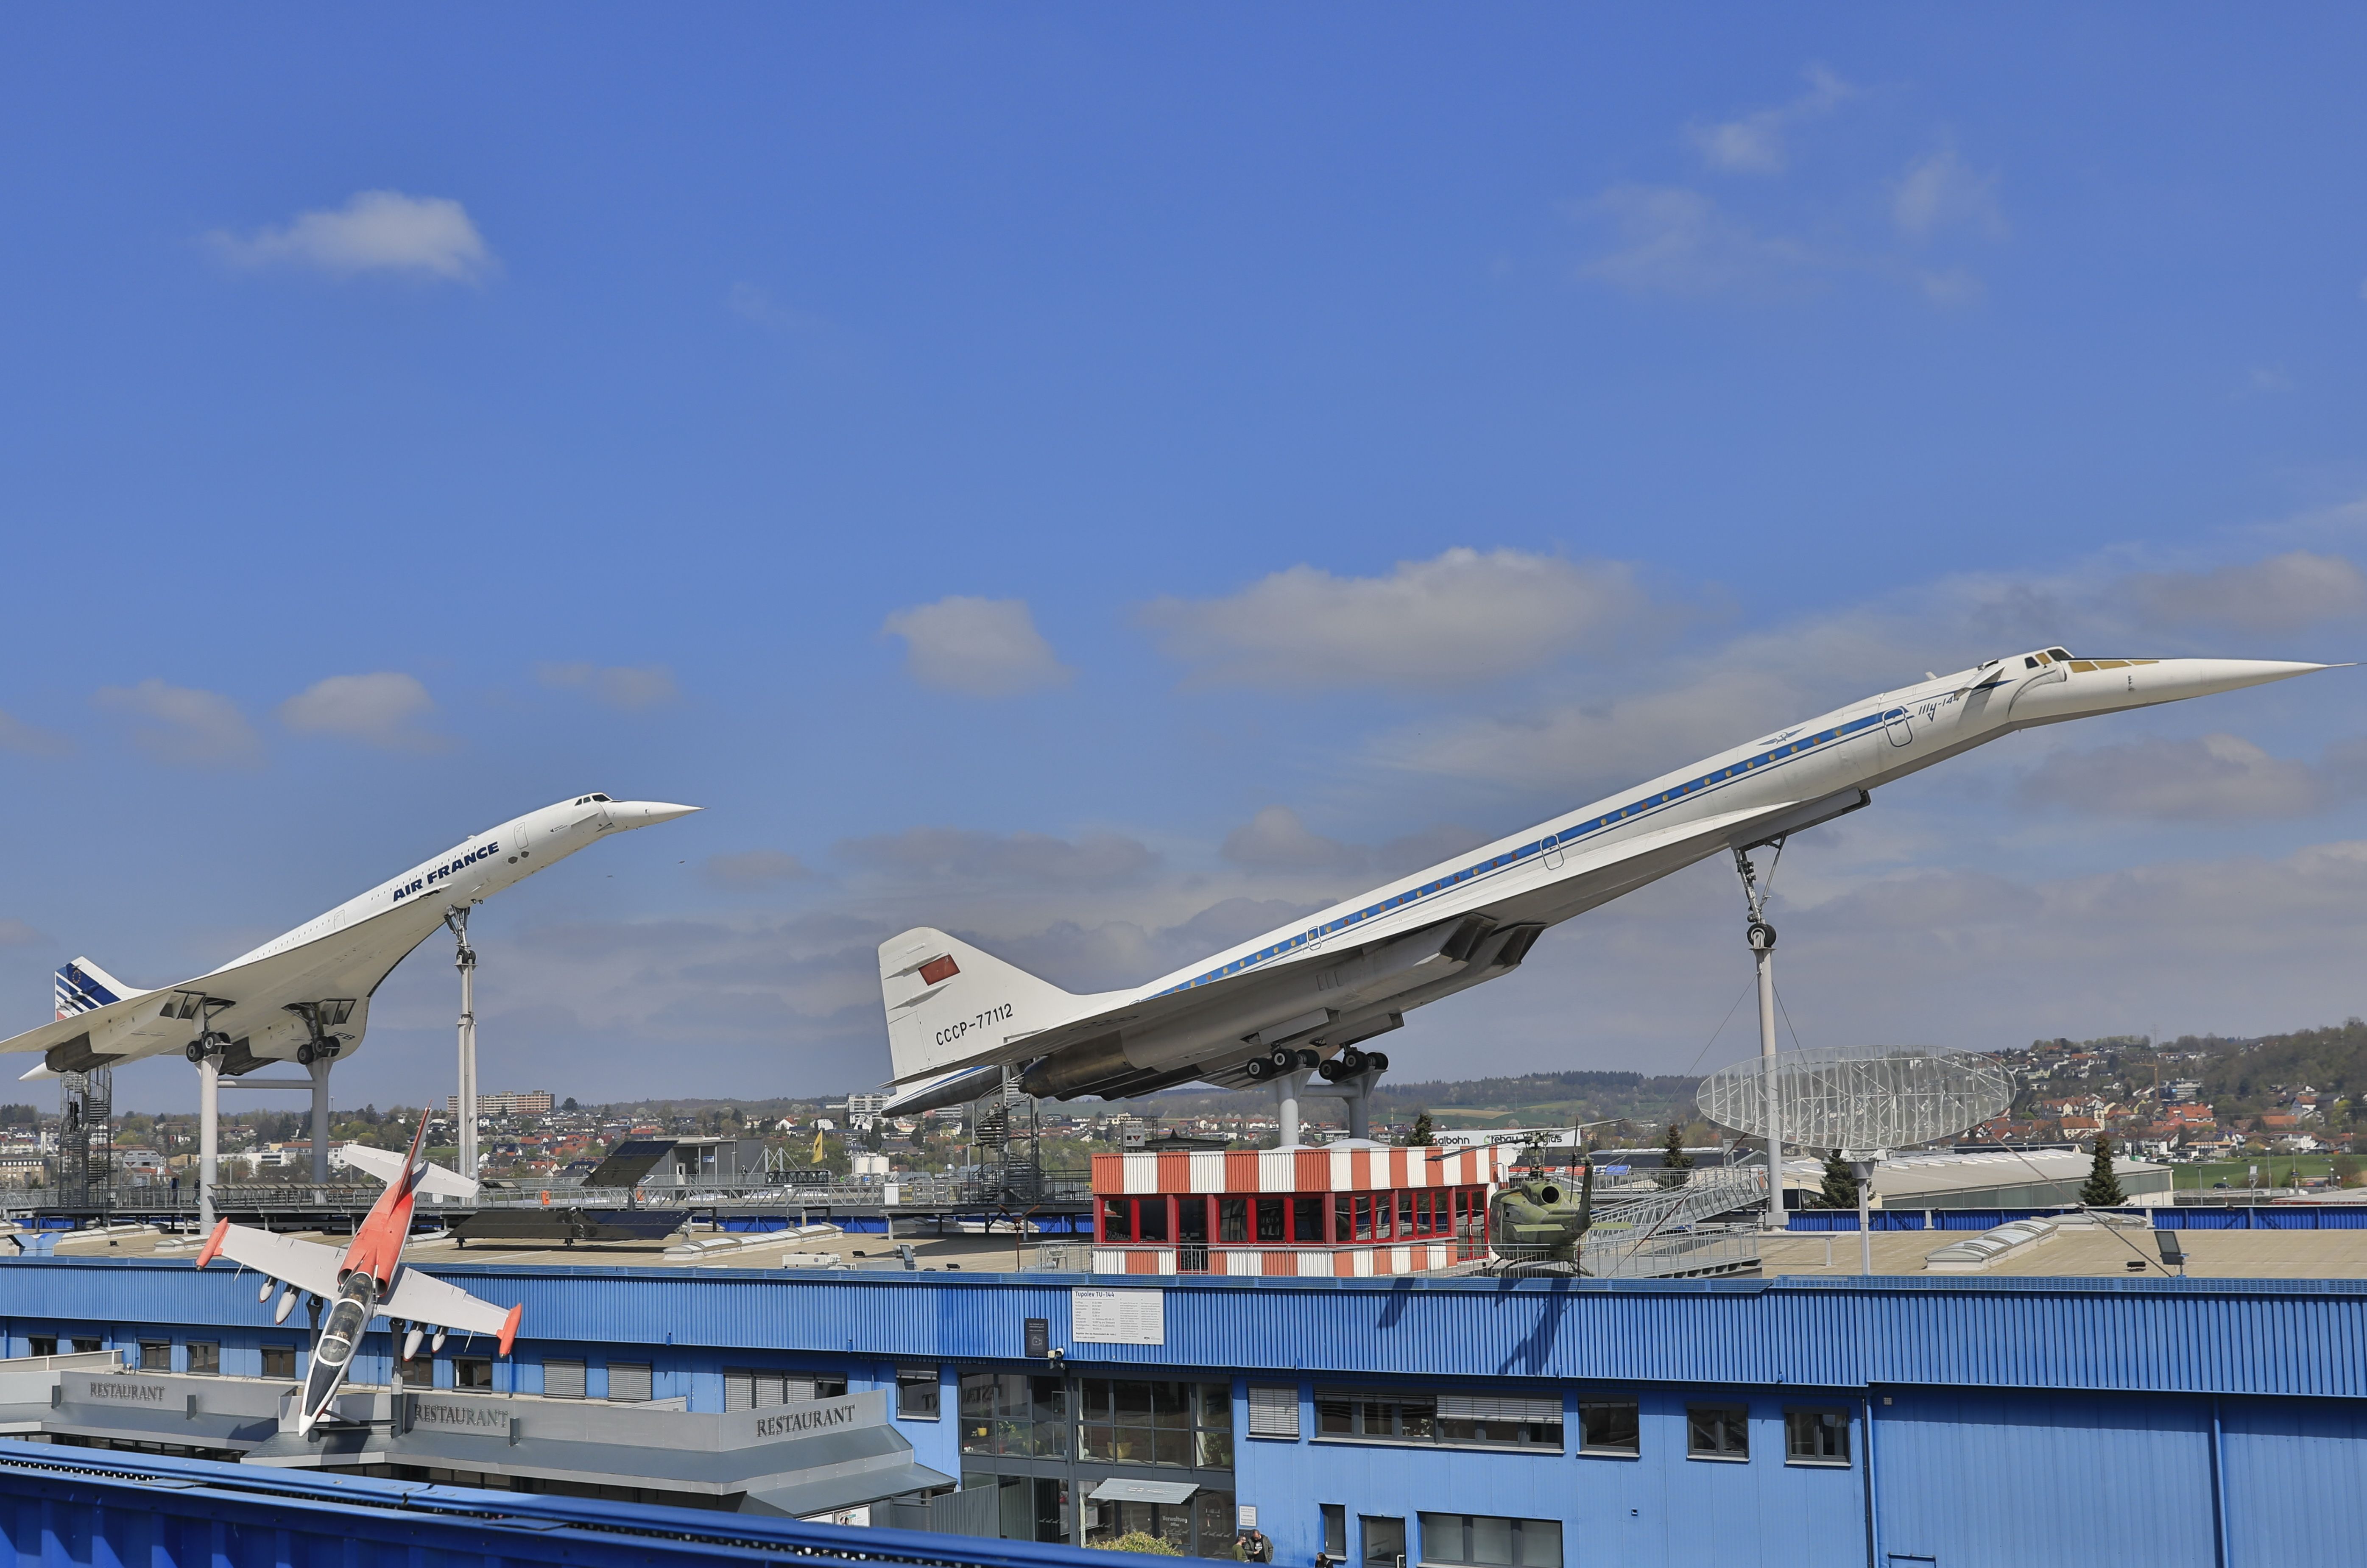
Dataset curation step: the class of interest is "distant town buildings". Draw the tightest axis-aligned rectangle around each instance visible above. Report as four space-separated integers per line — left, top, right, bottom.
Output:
444 1091 555 1116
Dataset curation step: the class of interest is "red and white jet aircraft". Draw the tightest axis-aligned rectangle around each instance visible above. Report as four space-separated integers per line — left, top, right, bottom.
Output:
195 1110 521 1434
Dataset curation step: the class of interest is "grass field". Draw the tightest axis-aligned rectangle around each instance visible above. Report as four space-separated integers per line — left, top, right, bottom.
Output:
2172 1154 2360 1190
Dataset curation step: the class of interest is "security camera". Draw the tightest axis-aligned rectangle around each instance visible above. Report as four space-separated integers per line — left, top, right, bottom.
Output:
1048 1347 1066 1363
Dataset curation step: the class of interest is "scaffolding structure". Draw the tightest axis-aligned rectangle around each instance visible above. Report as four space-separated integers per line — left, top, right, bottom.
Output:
53 1068 113 1212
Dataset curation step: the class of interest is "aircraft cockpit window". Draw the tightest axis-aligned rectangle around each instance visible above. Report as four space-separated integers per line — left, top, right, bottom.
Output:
590 793 611 801
2024 656 2040 669
2046 648 2072 661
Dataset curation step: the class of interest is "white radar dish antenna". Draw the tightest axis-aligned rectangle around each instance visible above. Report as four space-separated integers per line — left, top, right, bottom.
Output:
1694 1045 2014 1275
1695 1043 2013 1152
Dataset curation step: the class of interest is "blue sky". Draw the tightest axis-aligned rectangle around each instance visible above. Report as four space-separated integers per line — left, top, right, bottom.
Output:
4 9 2365 1110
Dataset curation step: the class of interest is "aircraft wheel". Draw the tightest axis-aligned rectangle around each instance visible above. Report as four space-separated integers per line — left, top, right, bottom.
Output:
1268 1046 1295 1072
1317 1060 1344 1082
184 1041 205 1063
297 1044 316 1066
1295 1048 1320 1070
1243 1058 1270 1082
1366 1052 1389 1072
1340 1048 1368 1074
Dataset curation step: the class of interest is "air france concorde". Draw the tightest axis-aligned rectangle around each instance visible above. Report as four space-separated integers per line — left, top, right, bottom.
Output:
879 647 2336 1112
1 793 698 1080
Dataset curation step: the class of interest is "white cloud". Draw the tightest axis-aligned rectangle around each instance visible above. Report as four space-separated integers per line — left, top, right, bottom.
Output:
1892 145 2008 242
837 826 1157 887
1221 806 1371 877
277 672 444 751
0 710 71 757
1577 186 1813 296
703 849 814 887
207 191 497 283
1142 548 1649 690
93 680 261 768
2125 551 2367 634
728 282 821 334
1686 64 1854 175
1917 267 1985 306
881 597 1070 698
2019 734 2331 820
537 662 680 710
0 918 43 947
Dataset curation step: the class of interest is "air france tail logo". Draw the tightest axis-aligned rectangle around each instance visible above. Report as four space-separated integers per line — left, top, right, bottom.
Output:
391 841 499 903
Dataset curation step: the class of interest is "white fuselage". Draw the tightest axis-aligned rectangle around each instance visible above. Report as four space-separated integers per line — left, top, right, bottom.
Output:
1055 650 2325 1084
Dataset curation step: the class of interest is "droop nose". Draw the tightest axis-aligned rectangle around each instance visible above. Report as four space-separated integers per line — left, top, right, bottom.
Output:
608 801 703 829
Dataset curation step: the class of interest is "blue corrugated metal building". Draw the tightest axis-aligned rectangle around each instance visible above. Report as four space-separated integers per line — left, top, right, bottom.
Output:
4 1259 2364 1567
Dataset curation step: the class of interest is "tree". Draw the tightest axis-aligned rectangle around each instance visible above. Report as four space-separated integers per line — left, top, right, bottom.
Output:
2079 1135 2126 1207
1819 1149 1861 1210
1658 1122 1694 1189
561 1097 580 1113
1406 1111 1435 1147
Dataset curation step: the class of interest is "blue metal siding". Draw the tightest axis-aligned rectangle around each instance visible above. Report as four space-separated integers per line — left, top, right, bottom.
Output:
2216 1395 2367 1567
1873 1389 2219 1568
10 1261 2367 1401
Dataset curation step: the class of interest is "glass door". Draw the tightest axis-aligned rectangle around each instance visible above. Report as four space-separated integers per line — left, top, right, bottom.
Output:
1362 1515 1406 1568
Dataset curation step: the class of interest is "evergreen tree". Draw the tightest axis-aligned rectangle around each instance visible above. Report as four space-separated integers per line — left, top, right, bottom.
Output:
1819 1149 1861 1210
1658 1122 1694 1189
1406 1111 1435 1147
2079 1135 2126 1206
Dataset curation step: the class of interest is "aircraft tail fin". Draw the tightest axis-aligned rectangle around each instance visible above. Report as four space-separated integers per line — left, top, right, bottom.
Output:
878 927 1100 1084
54 959 143 1021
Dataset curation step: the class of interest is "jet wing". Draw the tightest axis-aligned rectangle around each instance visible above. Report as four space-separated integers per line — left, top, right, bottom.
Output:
341 1144 481 1200
194 1222 343 1300
5 901 456 1077
382 1268 523 1354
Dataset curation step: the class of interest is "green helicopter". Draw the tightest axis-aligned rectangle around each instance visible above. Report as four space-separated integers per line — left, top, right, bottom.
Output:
1488 1158 1596 1268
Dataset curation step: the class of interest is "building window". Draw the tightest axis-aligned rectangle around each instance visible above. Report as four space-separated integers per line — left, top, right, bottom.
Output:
1101 1197 1132 1243
1417 1514 1562 1568
70 1339 101 1355
958 1371 1070 1458
609 1363 653 1403
1218 1197 1249 1243
544 1359 587 1399
28 1337 56 1359
1256 1198 1285 1242
1247 1384 1299 1439
897 1365 941 1419
1139 1198 1170 1244
1077 1378 1233 1469
186 1342 219 1375
453 1357 493 1390
1321 1504 1347 1564
1686 1404 1749 1461
726 1368 848 1410
139 1340 170 1372
1578 1401 1639 1456
262 1345 296 1380
1292 1196 1323 1244
1315 1389 1561 1451
399 1356 434 1388
1784 1408 1851 1466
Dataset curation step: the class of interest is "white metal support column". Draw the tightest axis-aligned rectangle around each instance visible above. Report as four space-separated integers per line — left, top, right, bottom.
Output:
1273 1070 1307 1148
197 1056 219 1231
445 906 478 1183
309 1056 333 1185
1735 844 1785 1232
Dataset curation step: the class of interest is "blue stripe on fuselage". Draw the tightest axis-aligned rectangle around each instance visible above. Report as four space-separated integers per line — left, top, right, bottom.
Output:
1154 709 1892 995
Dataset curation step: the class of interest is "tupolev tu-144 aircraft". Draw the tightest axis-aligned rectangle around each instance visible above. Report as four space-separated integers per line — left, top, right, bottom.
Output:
195 1107 519 1434
879 647 2336 1113
1 793 698 1080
